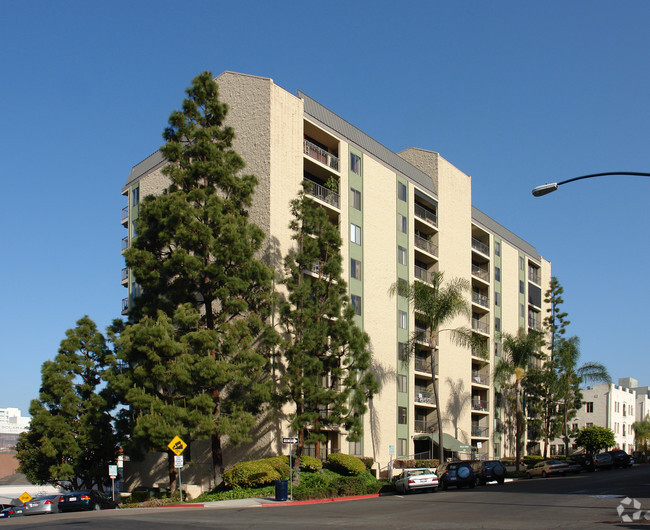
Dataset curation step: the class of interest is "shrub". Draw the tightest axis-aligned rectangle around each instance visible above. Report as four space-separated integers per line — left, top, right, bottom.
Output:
292 485 336 501
326 453 366 476
299 472 329 489
359 456 374 470
332 476 367 496
222 460 281 488
393 458 439 469
298 455 323 472
261 456 291 479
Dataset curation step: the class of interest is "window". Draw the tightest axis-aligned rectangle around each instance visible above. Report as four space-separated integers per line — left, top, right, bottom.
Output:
398 246 407 265
494 292 500 307
550 445 557 455
351 259 361 280
398 214 407 234
350 441 362 455
398 342 409 361
350 188 361 210
586 422 593 428
350 153 361 175
586 402 594 413
615 402 619 412
623 403 627 416
351 295 362 315
397 374 407 393
494 266 501 282
572 423 579 432
519 304 525 318
623 424 626 436
351 223 361 245
615 422 619 433
630 405 633 416
398 311 408 329
397 181 407 201
494 241 501 256
398 438 407 457
519 280 525 294
398 407 407 425
495 317 501 332
132 186 140 206
520 256 525 270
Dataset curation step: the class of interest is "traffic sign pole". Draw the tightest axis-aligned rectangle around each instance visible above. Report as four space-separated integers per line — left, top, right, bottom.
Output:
282 437 298 501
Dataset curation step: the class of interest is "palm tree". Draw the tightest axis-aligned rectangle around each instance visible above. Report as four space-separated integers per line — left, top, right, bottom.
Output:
494 329 545 471
389 272 483 463
632 415 650 458
555 336 610 455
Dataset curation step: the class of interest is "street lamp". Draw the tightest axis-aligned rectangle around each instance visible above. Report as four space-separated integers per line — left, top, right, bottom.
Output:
531 172 650 197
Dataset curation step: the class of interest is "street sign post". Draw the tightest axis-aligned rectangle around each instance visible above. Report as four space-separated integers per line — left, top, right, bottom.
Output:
108 464 118 500
168 436 187 502
283 437 298 501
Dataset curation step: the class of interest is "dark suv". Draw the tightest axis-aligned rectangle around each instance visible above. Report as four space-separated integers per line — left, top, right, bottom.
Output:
573 454 595 472
608 450 632 468
438 461 477 490
473 460 506 485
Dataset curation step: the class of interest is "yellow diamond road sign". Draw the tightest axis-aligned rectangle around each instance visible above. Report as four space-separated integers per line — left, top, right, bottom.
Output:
18 492 32 504
168 435 187 455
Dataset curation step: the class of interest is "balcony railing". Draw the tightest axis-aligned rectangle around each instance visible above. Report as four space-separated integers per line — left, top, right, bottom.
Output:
121 206 129 222
472 370 490 386
528 269 541 284
415 388 433 404
471 264 489 282
415 356 433 374
472 292 489 308
414 323 428 337
414 234 438 256
303 178 339 208
472 399 489 412
414 203 437 226
472 318 489 334
471 426 489 437
414 420 436 433
414 265 430 283
304 138 339 171
528 316 542 330
121 297 129 314
472 238 489 256
121 236 129 252
121 267 128 282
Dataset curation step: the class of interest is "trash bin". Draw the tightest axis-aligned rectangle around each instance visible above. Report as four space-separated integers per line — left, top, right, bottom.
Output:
274 480 288 501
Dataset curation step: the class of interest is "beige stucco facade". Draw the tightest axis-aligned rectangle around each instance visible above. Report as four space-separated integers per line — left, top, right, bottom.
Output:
121 71 552 487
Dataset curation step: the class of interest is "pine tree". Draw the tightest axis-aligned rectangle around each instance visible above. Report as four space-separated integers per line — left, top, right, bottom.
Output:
543 277 570 360
16 317 117 489
279 190 378 469
121 72 278 482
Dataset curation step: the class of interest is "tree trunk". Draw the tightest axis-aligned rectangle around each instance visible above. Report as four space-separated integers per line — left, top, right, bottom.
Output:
431 354 444 464
563 400 569 456
515 384 522 472
168 451 177 492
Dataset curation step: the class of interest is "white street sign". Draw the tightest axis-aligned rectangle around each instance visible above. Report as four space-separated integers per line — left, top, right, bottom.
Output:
174 455 184 468
283 437 298 444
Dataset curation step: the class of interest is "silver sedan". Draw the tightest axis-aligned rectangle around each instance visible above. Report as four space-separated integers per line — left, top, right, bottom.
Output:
394 468 439 493
22 495 59 516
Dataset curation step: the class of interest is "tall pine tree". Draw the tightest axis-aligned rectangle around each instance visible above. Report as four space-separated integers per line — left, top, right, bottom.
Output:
121 72 278 482
16 317 117 490
279 189 378 469
544 276 570 360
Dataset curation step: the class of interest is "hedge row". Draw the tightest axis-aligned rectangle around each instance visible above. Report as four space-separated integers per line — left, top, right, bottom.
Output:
393 459 439 469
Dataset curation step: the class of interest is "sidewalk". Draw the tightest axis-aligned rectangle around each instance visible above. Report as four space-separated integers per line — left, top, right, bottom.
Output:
171 494 381 510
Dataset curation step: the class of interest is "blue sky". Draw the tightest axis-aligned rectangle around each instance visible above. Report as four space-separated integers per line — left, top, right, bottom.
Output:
2 1 649 415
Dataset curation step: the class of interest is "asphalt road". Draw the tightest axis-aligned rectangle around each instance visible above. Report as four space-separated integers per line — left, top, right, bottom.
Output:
3 466 650 529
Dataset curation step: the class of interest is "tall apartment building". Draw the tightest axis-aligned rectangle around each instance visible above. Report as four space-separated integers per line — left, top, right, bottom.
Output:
121 72 551 474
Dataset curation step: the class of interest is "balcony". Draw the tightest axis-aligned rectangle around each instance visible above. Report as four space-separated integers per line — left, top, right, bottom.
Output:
121 236 129 252
304 138 339 171
471 238 489 256
471 264 489 282
303 178 339 208
414 203 437 226
472 370 490 386
121 267 128 284
528 315 542 330
472 292 489 308
414 234 438 256
472 318 489 335
472 399 489 412
121 206 129 224
528 268 541 285
415 388 434 404
414 419 436 433
121 297 129 315
471 426 489 438
414 265 430 283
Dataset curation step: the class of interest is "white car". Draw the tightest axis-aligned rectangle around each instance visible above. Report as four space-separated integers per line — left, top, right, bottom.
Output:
394 468 439 493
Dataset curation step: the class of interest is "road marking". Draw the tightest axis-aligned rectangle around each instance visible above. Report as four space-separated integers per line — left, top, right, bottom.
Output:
590 495 624 498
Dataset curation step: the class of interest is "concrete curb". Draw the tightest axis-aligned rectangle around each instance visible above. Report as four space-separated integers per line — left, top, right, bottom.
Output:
261 493 380 507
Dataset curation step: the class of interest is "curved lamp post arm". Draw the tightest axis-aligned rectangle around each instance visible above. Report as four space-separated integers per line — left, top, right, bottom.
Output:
532 172 650 197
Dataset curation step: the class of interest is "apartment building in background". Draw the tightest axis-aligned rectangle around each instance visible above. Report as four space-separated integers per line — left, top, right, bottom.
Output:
550 378 644 455
120 71 551 482
0 408 30 479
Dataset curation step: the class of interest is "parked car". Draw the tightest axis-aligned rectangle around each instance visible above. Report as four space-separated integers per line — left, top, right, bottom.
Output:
573 454 595 472
594 452 614 470
22 495 59 516
438 461 476 490
0 505 24 519
394 468 439 493
473 460 506 485
564 459 582 474
526 459 569 478
57 490 119 512
608 450 632 468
